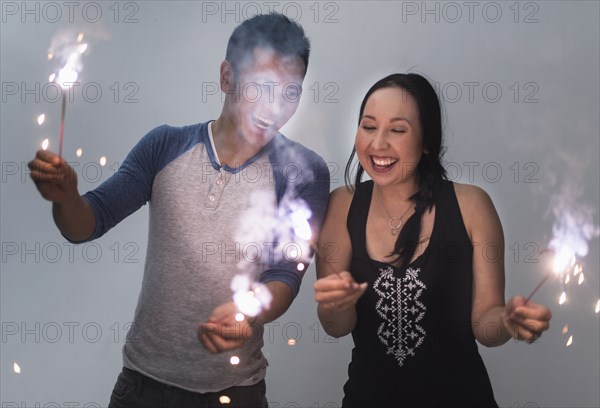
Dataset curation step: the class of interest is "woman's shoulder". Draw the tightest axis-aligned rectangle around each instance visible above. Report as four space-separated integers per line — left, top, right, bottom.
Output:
452 181 494 208
329 185 355 208
451 181 500 236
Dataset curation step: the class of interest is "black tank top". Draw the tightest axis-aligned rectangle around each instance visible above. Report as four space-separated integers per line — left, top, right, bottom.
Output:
343 180 498 407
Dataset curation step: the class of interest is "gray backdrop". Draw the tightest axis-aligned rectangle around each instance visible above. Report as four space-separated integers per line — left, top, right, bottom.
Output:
1 1 599 407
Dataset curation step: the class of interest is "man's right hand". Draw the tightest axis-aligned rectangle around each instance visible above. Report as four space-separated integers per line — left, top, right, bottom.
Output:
28 150 79 203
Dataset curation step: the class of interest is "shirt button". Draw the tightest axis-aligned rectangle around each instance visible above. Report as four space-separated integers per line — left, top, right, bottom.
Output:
209 195 215 202
216 179 223 185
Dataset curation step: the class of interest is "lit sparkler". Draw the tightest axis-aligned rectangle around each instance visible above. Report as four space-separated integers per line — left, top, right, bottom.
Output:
525 248 579 304
47 32 89 158
231 191 314 317
523 188 599 348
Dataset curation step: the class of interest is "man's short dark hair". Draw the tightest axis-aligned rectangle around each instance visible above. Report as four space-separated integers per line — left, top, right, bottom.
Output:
225 13 310 76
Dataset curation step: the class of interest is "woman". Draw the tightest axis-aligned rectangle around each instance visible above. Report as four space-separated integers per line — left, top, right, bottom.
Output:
314 73 552 407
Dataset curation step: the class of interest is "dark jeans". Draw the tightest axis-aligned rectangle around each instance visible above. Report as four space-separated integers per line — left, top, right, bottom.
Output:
108 367 268 408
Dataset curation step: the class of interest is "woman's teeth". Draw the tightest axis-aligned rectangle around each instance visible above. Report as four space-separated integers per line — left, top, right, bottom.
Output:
372 157 398 167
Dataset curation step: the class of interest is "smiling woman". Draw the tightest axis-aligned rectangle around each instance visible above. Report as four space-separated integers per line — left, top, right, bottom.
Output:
314 73 553 407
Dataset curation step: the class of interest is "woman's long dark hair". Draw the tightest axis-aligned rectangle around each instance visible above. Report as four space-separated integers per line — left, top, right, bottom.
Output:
345 73 447 269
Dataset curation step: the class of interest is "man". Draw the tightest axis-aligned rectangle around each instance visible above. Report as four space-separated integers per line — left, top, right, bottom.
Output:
28 13 330 407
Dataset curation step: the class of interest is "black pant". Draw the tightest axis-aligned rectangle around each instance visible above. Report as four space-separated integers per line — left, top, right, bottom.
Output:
108 367 268 408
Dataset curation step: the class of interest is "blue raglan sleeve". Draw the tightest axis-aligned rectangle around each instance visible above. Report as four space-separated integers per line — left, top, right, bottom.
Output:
70 125 168 243
259 146 331 298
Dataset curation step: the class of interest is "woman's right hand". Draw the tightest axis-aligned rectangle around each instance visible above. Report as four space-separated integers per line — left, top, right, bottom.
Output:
314 271 368 312
28 150 79 203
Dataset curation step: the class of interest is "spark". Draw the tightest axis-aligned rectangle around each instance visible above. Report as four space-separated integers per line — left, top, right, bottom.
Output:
559 292 567 305
297 263 305 271
564 274 570 284
13 362 21 374
49 73 56 82
57 66 78 88
47 52 54 60
595 300 600 314
561 324 568 334
566 335 573 347
77 32 84 43
37 114 45 125
229 356 240 365
291 207 312 240
231 275 272 317
76 148 83 157
288 247 299 259
235 313 245 322
41 139 49 150
219 395 231 404
99 156 107 166
577 273 584 285
287 338 297 346
552 248 575 275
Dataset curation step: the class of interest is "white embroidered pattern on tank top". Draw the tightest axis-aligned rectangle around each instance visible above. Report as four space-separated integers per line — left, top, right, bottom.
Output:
374 266 427 366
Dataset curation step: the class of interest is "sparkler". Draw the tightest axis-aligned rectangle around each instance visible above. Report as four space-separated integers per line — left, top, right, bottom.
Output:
47 33 88 159
522 183 599 349
524 248 573 303
231 191 314 318
525 189 598 307
525 247 581 304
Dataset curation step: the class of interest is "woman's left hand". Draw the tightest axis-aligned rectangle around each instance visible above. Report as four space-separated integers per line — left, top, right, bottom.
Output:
502 295 552 343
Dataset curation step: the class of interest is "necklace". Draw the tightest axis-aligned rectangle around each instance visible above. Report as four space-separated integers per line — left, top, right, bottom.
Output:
386 206 413 235
373 188 415 236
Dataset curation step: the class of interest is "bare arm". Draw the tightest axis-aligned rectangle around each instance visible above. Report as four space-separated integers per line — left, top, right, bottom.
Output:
457 183 551 347
29 150 95 241
314 187 367 338
255 281 293 325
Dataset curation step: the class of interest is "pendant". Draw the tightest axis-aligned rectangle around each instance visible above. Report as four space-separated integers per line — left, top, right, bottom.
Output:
388 216 402 235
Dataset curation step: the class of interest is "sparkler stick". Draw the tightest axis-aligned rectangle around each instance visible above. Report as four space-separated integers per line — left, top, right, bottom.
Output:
524 248 555 303
58 89 66 159
525 273 551 304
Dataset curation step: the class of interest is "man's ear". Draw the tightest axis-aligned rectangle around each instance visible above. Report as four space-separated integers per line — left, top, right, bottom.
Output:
220 60 234 93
